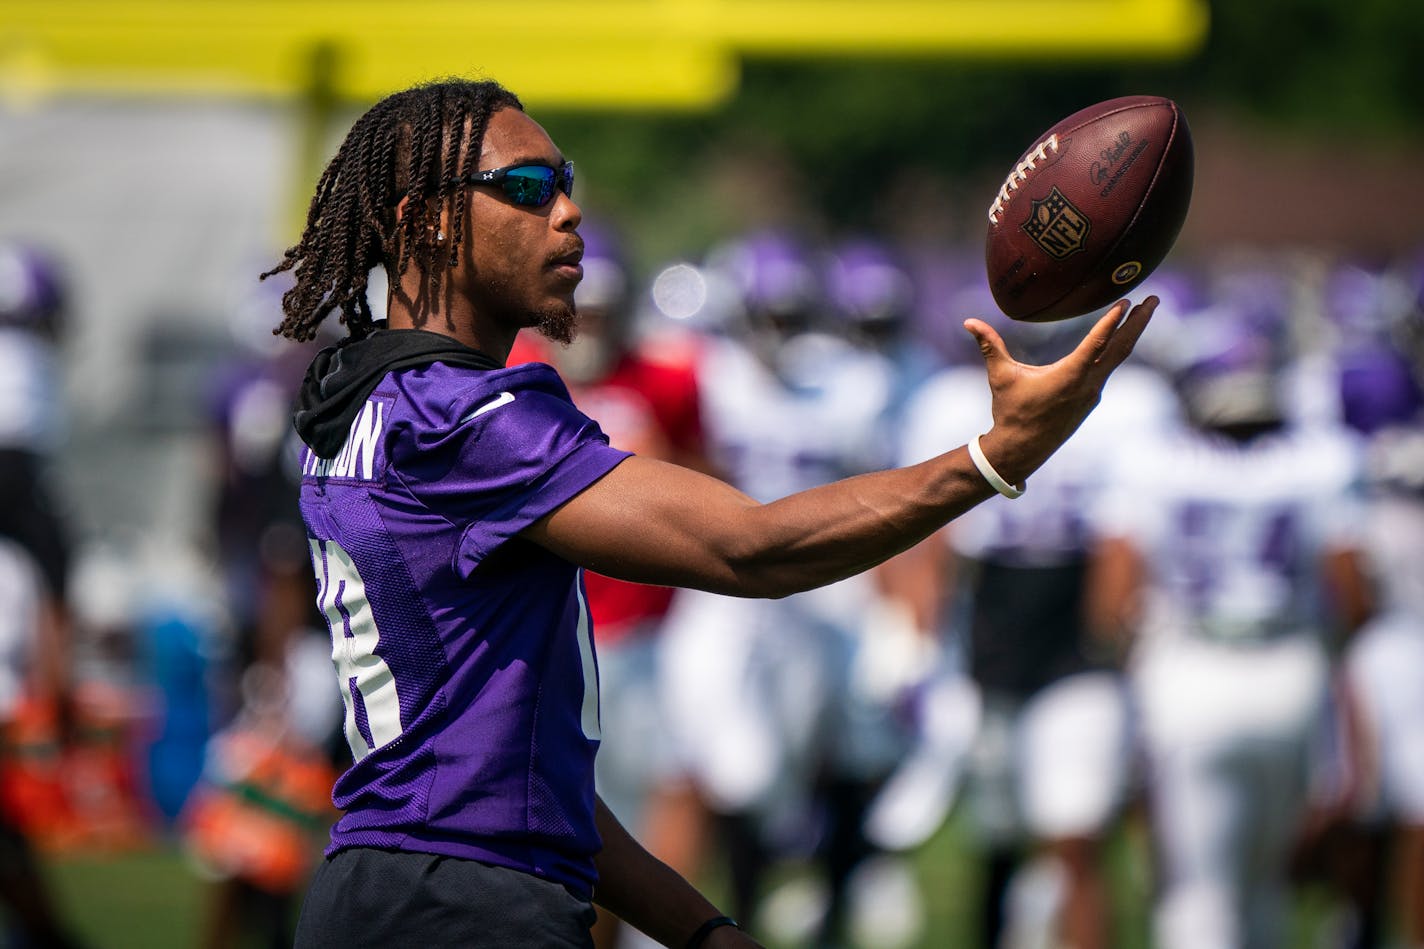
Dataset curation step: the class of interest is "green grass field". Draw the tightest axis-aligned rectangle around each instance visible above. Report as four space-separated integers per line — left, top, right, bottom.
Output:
47 847 206 949
34 811 1350 949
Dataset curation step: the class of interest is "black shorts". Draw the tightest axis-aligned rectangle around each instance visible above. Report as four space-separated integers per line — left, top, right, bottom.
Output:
0 449 70 598
294 848 597 949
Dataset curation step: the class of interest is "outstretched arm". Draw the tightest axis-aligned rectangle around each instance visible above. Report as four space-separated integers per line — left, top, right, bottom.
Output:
527 298 1157 598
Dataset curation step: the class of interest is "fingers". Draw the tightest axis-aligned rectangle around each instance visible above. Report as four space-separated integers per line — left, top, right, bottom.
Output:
963 317 1009 369
1070 300 1131 365
1101 295 1157 367
1069 296 1158 375
967 295 1157 381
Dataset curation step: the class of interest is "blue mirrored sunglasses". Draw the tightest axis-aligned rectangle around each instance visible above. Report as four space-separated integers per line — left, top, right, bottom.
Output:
453 161 575 208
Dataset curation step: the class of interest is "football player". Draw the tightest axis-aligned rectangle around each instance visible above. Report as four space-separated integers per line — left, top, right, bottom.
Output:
1299 274 1424 947
265 77 1156 949
659 228 908 943
894 272 1179 949
1086 277 1374 949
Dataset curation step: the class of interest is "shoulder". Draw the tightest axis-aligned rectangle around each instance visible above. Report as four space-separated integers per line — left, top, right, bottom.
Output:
1090 364 1182 440
391 360 578 429
384 359 626 519
385 359 614 478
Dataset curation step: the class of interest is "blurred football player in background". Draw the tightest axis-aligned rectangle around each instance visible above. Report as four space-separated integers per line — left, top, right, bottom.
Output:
0 241 90 949
184 267 345 949
892 274 1177 949
0 241 78 740
660 227 917 947
812 233 938 949
823 236 939 414
1086 272 1375 949
0 241 73 603
1289 258 1424 949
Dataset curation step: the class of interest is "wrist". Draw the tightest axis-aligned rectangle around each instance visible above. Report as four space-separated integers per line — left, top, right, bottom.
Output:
686 915 740 949
969 433 1026 499
978 428 1030 480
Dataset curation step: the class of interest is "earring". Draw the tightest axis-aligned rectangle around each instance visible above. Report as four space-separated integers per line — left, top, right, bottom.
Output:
436 230 446 242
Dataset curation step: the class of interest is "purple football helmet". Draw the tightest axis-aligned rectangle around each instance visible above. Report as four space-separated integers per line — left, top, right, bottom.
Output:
1337 343 1422 436
1210 260 1294 340
1138 264 1208 320
1120 262 1209 371
1322 258 1412 342
824 237 915 338
1172 303 1288 430
706 229 823 333
0 242 65 337
562 219 635 383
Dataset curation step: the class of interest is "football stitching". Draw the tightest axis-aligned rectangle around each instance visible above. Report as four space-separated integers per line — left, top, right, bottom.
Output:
987 134 1061 226
985 100 1163 228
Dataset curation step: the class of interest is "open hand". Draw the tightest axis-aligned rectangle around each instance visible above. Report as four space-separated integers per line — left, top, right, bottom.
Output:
964 296 1158 486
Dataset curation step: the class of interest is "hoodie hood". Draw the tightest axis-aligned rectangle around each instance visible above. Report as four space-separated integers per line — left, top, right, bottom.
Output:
294 324 502 458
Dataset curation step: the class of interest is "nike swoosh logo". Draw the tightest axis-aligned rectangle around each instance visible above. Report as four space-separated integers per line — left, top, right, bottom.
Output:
460 391 515 423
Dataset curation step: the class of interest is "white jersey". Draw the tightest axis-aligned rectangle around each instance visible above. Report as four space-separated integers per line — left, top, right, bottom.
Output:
895 360 1173 855
699 330 896 502
663 329 902 807
1086 361 1182 446
0 327 62 451
1093 424 1365 645
1111 423 1366 949
696 329 899 624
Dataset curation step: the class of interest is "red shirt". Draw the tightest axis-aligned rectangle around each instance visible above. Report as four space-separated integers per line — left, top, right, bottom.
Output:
508 335 706 644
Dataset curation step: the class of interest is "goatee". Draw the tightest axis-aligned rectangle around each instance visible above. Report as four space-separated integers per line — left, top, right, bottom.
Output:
535 303 578 346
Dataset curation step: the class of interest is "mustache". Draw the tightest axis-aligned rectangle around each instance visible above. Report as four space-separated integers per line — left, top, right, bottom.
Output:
547 236 585 267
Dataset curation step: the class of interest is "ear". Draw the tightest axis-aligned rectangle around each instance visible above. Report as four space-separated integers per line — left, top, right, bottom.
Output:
395 194 451 240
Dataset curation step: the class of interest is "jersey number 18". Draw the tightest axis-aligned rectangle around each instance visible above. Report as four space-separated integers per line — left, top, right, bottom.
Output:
310 538 404 761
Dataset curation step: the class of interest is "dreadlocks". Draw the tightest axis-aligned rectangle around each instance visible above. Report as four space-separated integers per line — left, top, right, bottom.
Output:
264 79 523 342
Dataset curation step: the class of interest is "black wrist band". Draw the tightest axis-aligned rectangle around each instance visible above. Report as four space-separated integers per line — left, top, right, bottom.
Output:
686 915 739 949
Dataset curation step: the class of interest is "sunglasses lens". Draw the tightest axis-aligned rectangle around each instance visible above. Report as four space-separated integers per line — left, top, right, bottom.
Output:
502 167 556 207
560 162 574 198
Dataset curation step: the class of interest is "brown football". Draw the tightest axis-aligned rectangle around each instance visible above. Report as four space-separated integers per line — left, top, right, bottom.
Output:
984 95 1194 322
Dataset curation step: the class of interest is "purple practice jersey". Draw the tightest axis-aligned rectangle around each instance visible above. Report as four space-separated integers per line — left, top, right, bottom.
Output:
296 341 630 897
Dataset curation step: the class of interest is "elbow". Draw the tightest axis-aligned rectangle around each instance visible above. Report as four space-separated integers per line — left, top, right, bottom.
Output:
693 504 843 600
704 531 812 601
735 573 802 600
717 536 867 600
705 555 805 600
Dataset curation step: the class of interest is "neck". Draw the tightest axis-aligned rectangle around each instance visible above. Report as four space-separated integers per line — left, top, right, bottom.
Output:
385 274 518 365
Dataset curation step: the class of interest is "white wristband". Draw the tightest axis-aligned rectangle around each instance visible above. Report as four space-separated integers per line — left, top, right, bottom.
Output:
968 434 1025 499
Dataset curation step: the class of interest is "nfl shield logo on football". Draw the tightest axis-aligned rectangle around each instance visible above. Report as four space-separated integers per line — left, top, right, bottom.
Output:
1022 187 1091 259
